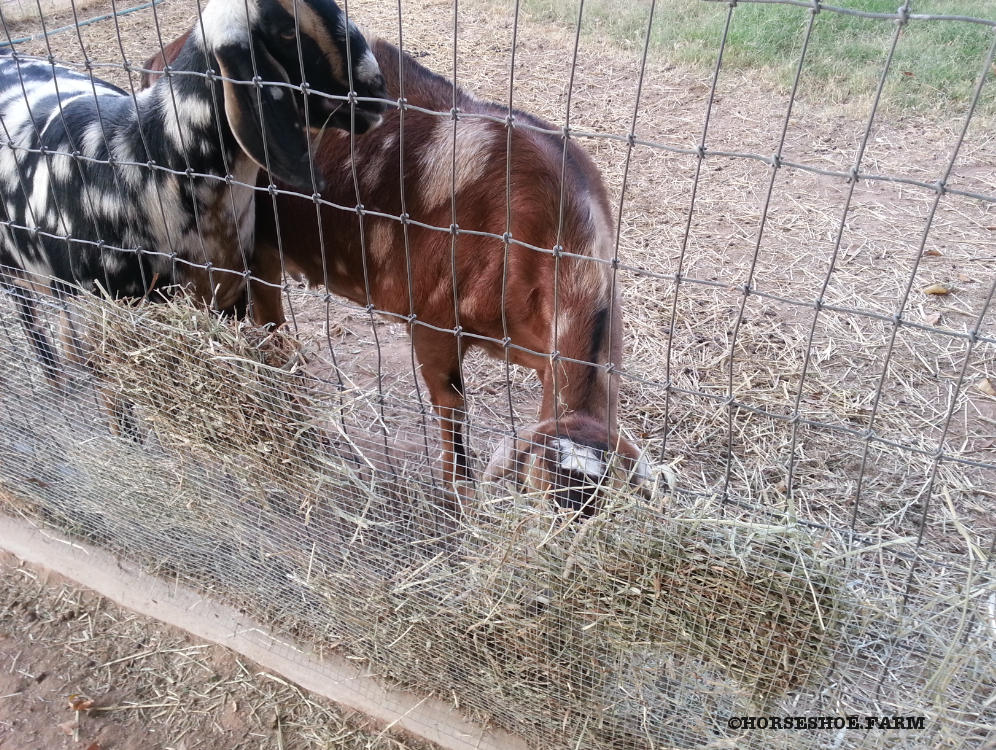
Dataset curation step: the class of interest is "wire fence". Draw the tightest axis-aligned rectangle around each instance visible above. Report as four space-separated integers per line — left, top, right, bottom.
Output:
0 0 993 748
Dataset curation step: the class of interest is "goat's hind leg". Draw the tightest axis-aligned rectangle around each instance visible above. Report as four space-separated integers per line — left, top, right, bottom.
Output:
8 284 63 386
55 290 141 441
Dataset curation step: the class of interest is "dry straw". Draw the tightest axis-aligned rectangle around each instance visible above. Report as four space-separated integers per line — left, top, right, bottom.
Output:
0 290 847 749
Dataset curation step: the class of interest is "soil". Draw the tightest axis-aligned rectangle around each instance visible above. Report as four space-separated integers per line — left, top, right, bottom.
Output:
0 1 993 748
0 552 436 750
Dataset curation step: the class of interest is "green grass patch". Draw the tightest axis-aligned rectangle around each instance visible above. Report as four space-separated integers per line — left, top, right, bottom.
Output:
519 0 996 116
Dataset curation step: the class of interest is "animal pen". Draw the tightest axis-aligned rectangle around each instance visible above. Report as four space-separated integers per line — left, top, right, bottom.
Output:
0 0 993 747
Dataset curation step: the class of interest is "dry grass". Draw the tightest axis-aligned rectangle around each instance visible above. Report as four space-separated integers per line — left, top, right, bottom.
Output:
0 0 994 748
0 554 436 749
20 290 841 748
4 283 992 749
83 290 327 493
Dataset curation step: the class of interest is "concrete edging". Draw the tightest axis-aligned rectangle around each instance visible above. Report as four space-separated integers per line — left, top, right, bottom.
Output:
0 513 529 750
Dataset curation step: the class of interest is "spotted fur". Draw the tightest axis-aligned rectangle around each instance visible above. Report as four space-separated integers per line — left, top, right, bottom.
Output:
0 0 386 389
264 40 649 512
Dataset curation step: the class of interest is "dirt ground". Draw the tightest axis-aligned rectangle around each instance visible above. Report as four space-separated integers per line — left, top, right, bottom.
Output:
0 552 436 750
4 0 993 505
0 0 993 748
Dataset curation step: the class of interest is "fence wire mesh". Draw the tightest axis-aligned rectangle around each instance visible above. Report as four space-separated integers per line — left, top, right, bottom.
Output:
0 0 993 748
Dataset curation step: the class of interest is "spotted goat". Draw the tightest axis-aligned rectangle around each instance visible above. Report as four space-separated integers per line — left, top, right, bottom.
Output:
0 0 387 390
146 37 649 513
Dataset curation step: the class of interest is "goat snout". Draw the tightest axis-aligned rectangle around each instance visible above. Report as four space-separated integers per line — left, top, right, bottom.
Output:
312 85 387 135
351 106 384 134
486 417 651 517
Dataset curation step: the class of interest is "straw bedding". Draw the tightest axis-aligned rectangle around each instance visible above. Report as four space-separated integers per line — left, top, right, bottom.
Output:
0 290 845 749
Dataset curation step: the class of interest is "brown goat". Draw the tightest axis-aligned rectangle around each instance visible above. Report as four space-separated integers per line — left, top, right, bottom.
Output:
145 36 648 513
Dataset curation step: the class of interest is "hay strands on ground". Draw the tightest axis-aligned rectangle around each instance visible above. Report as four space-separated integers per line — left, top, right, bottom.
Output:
79 286 343 500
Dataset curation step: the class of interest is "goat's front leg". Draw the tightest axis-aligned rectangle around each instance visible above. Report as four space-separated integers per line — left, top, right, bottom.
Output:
247 243 287 328
412 327 473 512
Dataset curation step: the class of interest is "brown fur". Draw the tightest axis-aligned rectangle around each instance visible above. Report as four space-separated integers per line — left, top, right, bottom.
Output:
145 37 647 510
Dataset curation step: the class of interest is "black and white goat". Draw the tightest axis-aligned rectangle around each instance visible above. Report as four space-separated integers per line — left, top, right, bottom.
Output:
0 0 387 385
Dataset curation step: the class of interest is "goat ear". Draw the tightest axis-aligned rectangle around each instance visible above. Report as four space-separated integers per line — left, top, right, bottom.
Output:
214 42 322 192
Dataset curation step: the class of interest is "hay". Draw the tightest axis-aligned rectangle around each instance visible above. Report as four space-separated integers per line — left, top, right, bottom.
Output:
84 290 318 463
0 288 846 749
78 289 386 522
0 0 992 747
341 494 844 747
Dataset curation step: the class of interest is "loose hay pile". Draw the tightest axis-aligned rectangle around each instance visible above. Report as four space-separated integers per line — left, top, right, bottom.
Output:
0 291 848 748
348 494 844 747
83 290 321 467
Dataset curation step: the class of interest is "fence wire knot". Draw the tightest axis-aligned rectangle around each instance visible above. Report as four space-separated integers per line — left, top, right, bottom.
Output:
1 5 993 746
